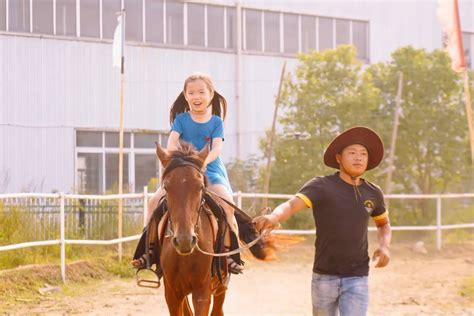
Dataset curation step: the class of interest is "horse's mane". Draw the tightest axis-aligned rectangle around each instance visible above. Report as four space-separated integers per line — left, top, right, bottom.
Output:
162 142 207 185
170 142 203 166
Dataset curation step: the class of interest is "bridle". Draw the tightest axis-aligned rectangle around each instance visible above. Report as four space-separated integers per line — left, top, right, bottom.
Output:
162 155 263 257
161 156 208 237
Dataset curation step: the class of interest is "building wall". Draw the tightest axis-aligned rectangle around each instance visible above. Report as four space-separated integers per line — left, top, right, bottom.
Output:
1 0 472 193
0 34 290 192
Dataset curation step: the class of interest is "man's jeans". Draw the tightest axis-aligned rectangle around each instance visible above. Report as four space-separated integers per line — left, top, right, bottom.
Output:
311 272 369 316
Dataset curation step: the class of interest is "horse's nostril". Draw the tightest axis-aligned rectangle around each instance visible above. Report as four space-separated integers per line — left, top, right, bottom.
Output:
172 237 179 248
191 235 198 247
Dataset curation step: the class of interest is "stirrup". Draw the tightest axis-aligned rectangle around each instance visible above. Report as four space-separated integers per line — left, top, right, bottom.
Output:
136 266 162 289
133 255 162 288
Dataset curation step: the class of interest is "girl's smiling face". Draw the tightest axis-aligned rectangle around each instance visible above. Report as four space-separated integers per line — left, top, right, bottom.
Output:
184 79 214 115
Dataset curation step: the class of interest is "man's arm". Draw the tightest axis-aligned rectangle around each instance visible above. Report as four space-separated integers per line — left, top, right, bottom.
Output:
372 217 391 268
253 196 308 235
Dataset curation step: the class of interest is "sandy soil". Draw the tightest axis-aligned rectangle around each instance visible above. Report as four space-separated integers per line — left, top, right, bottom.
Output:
3 237 474 316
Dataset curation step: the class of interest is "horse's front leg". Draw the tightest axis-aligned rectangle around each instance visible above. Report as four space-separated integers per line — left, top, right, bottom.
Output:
211 289 226 316
164 282 187 316
192 285 213 316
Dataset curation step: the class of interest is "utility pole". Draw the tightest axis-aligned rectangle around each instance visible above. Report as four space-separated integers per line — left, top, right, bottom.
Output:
385 72 404 196
262 62 287 208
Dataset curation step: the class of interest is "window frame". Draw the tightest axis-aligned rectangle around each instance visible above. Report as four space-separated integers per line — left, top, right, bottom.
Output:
2 2 370 60
75 129 167 194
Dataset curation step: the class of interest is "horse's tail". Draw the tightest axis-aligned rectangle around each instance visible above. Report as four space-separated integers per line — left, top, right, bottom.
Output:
234 208 276 261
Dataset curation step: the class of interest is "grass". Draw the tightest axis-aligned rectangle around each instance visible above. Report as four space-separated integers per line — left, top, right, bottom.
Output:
0 253 136 312
460 276 474 304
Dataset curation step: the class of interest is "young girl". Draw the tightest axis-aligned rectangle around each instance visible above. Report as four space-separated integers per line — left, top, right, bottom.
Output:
132 72 243 273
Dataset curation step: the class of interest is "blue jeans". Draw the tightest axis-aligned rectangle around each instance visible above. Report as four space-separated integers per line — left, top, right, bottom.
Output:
311 272 368 316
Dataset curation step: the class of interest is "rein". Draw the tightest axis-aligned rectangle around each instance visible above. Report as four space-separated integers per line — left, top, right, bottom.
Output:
195 190 264 257
162 157 263 258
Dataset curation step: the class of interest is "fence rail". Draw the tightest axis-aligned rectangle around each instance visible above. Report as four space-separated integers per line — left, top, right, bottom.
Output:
0 191 473 282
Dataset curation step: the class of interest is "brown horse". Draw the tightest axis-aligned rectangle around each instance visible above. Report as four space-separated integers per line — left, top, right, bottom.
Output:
154 142 269 316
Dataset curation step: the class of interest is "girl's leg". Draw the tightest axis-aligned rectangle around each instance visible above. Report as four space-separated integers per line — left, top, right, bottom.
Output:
131 187 166 269
207 184 243 274
207 184 237 233
147 186 166 223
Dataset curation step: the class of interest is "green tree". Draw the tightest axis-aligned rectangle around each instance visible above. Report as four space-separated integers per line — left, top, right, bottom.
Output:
268 45 384 195
368 46 473 224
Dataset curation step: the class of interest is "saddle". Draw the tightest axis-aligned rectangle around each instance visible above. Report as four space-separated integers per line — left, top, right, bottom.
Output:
133 192 252 288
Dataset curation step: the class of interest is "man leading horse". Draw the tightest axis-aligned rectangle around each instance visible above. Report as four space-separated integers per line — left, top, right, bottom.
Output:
254 126 392 316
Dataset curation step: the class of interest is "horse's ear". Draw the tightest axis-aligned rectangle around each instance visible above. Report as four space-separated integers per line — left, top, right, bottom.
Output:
155 142 171 167
197 144 210 163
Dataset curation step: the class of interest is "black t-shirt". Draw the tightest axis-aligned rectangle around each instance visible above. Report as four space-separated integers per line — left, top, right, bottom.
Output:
296 172 387 277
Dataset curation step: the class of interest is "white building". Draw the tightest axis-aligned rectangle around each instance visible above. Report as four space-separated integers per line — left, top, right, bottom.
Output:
0 0 473 194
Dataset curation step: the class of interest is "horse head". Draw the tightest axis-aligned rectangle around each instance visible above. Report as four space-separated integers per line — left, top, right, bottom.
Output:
156 141 209 255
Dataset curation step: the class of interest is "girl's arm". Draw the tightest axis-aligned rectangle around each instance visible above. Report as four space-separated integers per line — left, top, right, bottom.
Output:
204 137 223 167
166 131 180 151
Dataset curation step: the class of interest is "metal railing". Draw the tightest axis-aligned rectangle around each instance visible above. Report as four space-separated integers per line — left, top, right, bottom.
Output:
0 190 473 282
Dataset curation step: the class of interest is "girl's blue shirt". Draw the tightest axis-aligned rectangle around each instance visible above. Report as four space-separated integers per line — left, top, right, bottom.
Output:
171 112 232 193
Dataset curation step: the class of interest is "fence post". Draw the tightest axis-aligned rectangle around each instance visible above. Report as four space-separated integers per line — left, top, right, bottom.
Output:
59 193 66 283
236 191 242 209
143 186 148 228
436 196 442 251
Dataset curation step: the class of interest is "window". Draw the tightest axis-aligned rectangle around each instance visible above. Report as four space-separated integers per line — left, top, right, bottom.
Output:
318 17 333 51
77 153 103 193
301 15 316 52
135 154 159 192
105 132 131 148
284 13 298 54
80 0 99 38
245 9 262 51
353 21 368 60
226 7 236 49
56 0 76 36
125 0 143 42
187 3 204 46
102 0 121 39
76 130 166 193
145 0 164 43
77 131 102 147
207 5 224 49
33 0 54 34
9 0 30 32
264 11 280 53
166 1 183 45
0 0 6 31
105 153 129 191
335 19 350 47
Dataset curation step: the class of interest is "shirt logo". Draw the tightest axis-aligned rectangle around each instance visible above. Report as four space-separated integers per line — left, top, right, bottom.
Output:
363 199 375 214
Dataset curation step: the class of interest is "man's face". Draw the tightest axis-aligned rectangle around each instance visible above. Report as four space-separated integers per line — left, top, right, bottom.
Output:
336 144 369 177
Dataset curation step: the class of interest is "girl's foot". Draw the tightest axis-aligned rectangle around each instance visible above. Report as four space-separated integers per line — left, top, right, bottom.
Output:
131 255 148 269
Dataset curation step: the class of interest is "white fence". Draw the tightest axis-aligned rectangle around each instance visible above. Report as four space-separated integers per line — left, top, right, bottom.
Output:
0 191 473 282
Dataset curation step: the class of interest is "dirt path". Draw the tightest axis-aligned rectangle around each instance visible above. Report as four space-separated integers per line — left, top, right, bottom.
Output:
4 239 474 315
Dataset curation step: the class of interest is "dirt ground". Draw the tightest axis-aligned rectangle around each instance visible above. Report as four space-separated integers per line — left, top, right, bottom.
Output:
3 237 474 316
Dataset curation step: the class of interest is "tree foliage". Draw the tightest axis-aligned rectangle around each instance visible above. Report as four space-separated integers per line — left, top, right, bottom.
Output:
268 45 383 194
260 45 473 226
368 46 472 195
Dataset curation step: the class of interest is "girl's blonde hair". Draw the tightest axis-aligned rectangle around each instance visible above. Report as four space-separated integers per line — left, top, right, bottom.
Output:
169 73 228 125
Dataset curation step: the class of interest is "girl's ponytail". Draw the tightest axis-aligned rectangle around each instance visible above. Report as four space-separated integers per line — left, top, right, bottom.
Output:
169 92 188 126
211 91 227 121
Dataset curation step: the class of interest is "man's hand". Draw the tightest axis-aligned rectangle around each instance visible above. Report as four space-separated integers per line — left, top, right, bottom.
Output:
372 246 390 268
253 214 280 236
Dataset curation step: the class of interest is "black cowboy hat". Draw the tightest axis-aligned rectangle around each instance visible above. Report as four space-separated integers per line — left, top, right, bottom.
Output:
323 126 384 171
